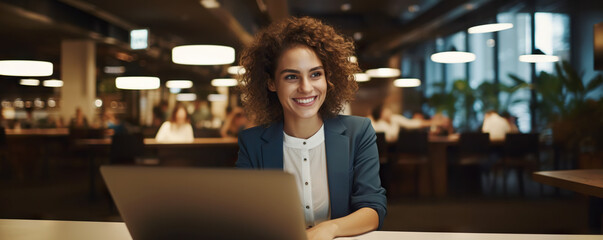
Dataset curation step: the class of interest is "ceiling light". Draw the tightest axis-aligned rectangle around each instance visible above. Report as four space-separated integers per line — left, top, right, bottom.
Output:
94 99 103 108
172 45 235 65
394 78 421 87
431 50 476 63
365 68 401 78
353 32 363 41
341 3 351 12
166 80 193 89
211 78 237 87
0 60 53 77
200 0 220 8
104 66 126 74
115 76 160 90
348 56 358 63
353 73 370 82
228 66 246 75
43 79 63 87
176 93 197 102
208 94 227 102
468 23 513 34
519 49 559 63
20 79 40 86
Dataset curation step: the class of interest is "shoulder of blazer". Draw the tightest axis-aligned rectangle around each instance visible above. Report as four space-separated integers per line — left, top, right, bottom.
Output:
325 115 371 136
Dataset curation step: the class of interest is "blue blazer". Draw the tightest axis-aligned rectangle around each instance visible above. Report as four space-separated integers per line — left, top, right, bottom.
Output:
236 115 387 229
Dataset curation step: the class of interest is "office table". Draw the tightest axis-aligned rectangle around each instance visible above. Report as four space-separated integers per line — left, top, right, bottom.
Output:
533 169 603 198
75 138 239 199
533 169 603 233
1 219 600 240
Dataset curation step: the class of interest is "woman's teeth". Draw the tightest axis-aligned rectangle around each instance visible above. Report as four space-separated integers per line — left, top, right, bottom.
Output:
295 97 315 104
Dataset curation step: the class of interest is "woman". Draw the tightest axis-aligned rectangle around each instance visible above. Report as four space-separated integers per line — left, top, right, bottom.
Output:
236 17 386 240
155 104 194 142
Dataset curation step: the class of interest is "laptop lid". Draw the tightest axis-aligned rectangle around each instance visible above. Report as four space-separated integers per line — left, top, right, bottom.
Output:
101 166 307 240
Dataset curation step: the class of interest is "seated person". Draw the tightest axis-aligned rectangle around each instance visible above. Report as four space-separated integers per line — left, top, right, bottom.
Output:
236 17 386 240
220 107 248 138
482 110 511 141
155 104 194 143
369 105 429 143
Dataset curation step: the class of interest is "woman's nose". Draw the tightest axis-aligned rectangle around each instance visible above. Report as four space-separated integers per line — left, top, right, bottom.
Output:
298 77 313 93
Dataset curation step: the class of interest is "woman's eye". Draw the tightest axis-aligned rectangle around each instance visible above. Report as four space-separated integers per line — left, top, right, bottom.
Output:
311 72 322 78
284 75 297 80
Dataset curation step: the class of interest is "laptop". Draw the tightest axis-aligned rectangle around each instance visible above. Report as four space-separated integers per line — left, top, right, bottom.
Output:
100 166 307 240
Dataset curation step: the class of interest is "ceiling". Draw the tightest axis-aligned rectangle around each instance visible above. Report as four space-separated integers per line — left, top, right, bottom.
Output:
0 0 520 96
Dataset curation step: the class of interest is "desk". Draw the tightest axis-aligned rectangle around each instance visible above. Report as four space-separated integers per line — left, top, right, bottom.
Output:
76 138 239 199
533 169 603 233
5 128 70 137
533 169 603 198
1 219 600 240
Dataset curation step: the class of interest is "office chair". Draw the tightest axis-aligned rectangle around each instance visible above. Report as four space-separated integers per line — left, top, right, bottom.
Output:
391 130 432 196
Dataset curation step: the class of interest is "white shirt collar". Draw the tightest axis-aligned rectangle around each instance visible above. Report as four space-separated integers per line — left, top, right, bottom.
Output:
283 124 325 149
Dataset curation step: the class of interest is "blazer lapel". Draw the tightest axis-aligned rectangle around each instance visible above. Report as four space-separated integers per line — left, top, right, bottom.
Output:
324 117 350 219
261 121 284 169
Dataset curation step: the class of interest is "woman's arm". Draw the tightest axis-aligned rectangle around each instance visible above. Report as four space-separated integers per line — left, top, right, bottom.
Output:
306 207 378 240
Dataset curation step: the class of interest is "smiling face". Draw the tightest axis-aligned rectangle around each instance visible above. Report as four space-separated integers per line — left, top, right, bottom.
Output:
268 45 327 123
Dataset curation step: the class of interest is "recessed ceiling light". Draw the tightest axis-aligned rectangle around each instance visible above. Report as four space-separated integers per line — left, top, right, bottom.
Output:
43 79 64 87
431 51 476 63
211 78 238 87
353 73 370 82
468 23 513 34
166 80 193 89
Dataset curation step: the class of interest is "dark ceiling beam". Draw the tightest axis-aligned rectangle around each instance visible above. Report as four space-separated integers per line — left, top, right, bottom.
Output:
204 7 254 47
262 0 290 22
363 0 483 59
0 0 130 49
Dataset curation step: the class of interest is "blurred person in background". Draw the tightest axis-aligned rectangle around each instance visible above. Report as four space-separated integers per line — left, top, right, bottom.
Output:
191 100 212 129
501 111 519 134
152 100 168 127
220 106 248 138
369 104 430 143
236 17 386 240
155 104 194 143
69 107 88 129
482 110 511 141
430 111 454 136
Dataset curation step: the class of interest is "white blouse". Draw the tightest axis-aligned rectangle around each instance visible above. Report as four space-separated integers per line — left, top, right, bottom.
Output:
283 125 330 228
155 121 194 143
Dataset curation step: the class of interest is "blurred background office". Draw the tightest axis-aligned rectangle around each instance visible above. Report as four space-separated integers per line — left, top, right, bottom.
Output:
0 0 602 234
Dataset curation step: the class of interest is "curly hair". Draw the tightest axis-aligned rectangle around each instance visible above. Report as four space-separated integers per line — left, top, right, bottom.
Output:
238 16 360 126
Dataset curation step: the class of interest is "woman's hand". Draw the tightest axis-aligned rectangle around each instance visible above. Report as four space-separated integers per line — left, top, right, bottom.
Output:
306 221 338 240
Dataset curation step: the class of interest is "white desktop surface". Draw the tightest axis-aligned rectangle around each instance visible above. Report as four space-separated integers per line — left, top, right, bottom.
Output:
1 219 600 240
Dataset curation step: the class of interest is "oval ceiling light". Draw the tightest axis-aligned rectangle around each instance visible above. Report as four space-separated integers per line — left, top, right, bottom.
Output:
394 78 421 87
365 68 400 78
208 94 227 102
353 73 370 82
43 79 64 87
211 78 238 87
227 66 246 75
431 51 476 63
0 60 53 77
20 79 40 86
519 49 559 63
172 45 235 65
166 80 193 89
176 93 197 102
115 76 160 90
468 23 513 34
348 56 358 63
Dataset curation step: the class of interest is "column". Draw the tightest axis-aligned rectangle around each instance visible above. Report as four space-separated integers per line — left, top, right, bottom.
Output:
60 40 96 125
